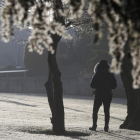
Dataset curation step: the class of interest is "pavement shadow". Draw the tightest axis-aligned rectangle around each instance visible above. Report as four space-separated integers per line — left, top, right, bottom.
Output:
98 113 124 121
0 99 37 107
96 130 137 140
0 92 47 97
0 94 47 105
19 127 90 139
67 130 89 136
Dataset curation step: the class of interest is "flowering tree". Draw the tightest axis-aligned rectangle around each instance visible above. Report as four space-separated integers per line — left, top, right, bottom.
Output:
1 0 140 134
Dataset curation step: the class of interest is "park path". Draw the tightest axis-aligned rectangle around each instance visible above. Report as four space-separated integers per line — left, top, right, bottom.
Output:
0 92 140 140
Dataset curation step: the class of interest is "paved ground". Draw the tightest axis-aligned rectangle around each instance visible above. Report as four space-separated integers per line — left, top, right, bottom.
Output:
0 92 140 140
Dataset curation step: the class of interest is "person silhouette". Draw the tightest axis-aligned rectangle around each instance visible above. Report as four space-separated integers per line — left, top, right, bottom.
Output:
89 60 117 132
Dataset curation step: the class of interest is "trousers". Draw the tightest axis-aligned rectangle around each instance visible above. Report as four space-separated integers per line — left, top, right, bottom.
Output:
93 94 112 126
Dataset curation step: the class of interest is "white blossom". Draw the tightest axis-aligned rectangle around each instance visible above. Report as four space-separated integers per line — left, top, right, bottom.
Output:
1 0 140 89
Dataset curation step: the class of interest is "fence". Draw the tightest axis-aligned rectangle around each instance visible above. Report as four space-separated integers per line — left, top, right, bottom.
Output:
0 65 126 97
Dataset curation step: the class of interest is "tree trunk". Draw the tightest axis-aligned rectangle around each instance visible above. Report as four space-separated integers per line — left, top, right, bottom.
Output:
120 41 140 131
44 0 65 135
44 33 65 135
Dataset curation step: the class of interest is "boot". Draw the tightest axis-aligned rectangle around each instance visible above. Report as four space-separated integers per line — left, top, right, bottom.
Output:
89 125 97 131
104 125 109 132
120 115 129 129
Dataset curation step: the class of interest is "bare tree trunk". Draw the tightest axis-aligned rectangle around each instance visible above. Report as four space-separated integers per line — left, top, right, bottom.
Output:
128 90 140 130
120 41 140 131
48 39 65 135
44 0 65 135
44 32 65 135
44 68 55 121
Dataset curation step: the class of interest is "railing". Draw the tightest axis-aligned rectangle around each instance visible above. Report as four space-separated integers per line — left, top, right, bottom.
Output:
0 70 28 78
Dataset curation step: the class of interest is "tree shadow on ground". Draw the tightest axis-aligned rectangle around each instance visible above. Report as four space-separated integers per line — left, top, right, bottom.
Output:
95 130 137 140
0 99 37 107
18 127 90 140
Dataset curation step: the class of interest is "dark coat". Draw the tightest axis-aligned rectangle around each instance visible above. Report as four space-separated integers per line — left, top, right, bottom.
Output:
90 60 117 96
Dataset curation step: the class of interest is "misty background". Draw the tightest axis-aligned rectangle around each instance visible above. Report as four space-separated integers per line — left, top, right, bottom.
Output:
0 29 125 97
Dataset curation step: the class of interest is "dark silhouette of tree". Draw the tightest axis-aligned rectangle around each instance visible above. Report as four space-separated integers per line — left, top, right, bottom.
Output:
120 41 140 130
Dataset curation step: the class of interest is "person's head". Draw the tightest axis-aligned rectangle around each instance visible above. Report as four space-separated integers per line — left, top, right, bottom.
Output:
94 60 109 73
98 60 109 72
